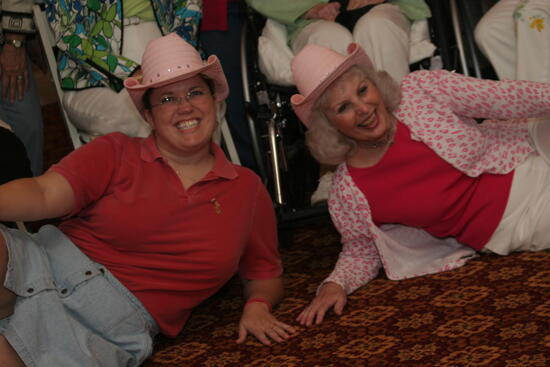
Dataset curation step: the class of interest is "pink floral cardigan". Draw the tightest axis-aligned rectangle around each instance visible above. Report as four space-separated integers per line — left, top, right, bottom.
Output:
325 70 550 294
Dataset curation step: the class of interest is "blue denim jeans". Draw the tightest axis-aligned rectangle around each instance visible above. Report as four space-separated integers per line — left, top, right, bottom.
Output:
0 225 158 367
0 58 44 176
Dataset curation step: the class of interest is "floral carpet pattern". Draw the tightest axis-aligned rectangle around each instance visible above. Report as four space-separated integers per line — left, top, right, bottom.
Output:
144 224 550 367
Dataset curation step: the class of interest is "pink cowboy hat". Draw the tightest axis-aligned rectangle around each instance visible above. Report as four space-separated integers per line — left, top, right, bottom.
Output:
290 43 374 128
124 33 229 114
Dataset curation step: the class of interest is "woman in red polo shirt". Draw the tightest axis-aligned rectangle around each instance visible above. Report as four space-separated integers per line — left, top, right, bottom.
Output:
289 43 550 327
0 33 294 367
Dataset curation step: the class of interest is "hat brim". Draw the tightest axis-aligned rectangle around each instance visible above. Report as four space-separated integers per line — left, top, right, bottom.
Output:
291 44 373 128
125 55 229 116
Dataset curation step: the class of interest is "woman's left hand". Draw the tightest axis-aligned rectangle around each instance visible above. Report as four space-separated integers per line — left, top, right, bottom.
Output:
236 302 296 346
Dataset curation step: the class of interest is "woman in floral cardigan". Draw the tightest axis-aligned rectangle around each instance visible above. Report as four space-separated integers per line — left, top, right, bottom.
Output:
289 42 550 326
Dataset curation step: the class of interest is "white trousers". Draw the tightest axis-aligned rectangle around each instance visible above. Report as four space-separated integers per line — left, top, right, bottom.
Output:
292 4 411 84
474 0 550 83
484 151 550 255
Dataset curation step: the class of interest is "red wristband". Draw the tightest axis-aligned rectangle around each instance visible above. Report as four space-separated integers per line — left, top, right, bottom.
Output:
245 297 272 312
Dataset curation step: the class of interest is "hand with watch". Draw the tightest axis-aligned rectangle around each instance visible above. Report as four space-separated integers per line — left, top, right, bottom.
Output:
0 34 28 103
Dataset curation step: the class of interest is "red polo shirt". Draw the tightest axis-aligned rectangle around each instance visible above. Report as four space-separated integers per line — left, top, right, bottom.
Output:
51 133 282 337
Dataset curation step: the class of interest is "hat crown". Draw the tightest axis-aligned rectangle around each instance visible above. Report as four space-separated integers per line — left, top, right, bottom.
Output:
291 44 348 98
289 43 374 128
140 33 206 86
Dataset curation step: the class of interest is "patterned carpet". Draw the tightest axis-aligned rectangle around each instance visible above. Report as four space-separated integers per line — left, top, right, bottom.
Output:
144 224 550 367
39 102 549 366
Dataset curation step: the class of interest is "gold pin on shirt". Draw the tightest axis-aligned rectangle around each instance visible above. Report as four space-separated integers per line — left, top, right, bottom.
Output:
210 198 222 215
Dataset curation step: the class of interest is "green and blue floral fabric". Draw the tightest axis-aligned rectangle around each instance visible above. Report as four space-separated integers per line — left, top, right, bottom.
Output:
45 0 202 91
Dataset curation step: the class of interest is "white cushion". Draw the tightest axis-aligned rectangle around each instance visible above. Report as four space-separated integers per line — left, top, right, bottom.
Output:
63 88 151 138
258 19 296 86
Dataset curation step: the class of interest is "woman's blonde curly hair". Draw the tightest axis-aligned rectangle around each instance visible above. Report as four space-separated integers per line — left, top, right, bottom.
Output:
305 65 402 165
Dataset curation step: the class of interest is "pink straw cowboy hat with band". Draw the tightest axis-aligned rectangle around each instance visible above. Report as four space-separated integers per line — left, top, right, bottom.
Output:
124 33 229 115
290 43 374 128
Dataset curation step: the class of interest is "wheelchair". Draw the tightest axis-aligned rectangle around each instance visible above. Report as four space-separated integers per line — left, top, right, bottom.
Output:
240 7 331 243
239 1 499 243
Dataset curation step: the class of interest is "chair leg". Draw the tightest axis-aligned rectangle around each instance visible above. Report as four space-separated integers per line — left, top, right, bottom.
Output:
450 0 470 76
267 117 284 206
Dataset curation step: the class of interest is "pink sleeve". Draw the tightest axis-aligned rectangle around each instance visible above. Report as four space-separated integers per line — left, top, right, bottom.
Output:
323 172 382 294
238 178 283 280
402 70 550 120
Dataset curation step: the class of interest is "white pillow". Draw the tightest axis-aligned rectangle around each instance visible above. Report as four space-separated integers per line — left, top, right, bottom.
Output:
408 19 436 64
63 88 151 138
258 19 295 86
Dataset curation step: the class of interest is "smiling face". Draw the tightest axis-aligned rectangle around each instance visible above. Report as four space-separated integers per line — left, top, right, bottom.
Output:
144 75 217 158
321 67 393 145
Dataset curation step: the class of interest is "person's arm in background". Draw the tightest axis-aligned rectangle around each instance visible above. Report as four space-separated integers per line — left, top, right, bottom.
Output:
235 179 296 346
347 0 385 11
0 0 35 103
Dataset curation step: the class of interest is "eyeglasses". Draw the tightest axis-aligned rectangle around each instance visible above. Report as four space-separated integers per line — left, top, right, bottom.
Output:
150 88 212 109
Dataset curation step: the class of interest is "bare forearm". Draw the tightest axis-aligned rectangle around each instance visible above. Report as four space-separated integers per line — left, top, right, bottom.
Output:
0 178 49 221
0 171 74 222
347 0 385 11
243 277 284 306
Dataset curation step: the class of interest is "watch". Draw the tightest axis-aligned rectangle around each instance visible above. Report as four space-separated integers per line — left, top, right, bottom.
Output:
3 39 25 48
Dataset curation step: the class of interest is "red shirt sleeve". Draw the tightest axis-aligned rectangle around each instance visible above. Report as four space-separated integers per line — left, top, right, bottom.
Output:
238 180 283 280
49 134 120 217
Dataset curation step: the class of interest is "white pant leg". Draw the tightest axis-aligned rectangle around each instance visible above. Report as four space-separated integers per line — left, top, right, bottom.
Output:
352 4 410 83
291 20 354 56
484 154 550 255
474 0 519 81
515 0 550 83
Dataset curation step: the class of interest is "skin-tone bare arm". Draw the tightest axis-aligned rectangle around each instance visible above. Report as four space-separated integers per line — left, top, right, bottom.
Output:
236 277 296 346
0 171 75 222
347 0 385 11
303 2 341 21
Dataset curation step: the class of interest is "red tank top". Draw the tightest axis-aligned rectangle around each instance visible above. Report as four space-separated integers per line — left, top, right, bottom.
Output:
347 121 514 250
